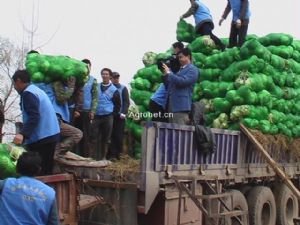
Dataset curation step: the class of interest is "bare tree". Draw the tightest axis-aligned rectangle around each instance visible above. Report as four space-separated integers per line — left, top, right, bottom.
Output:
0 37 27 142
0 98 4 143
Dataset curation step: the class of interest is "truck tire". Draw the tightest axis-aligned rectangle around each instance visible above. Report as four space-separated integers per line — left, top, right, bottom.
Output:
240 185 252 198
224 189 249 225
247 186 276 225
274 184 299 225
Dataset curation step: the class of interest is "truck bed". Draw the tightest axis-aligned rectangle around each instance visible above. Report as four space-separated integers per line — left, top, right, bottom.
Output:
56 122 300 214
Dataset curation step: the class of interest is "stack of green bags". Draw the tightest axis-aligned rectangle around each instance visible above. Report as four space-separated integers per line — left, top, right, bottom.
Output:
127 20 300 158
25 53 89 86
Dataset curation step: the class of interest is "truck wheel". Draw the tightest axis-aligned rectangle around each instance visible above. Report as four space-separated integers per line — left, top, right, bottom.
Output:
247 186 276 225
224 189 249 225
240 185 252 198
274 184 298 225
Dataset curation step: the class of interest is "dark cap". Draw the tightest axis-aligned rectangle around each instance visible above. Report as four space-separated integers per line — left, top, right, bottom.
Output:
112 72 120 78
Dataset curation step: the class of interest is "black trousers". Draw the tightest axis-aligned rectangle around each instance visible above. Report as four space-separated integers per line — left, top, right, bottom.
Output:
109 116 126 159
196 22 225 51
89 114 113 160
148 99 168 123
73 111 91 157
229 22 249 47
27 141 57 176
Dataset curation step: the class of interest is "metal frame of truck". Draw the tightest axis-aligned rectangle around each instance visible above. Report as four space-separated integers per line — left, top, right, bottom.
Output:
57 121 300 225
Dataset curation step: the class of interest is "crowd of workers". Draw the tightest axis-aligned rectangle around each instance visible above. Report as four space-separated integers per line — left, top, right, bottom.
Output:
12 59 130 175
0 0 250 224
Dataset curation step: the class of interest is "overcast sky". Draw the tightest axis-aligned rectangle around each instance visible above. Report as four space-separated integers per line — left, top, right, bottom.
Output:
1 0 300 87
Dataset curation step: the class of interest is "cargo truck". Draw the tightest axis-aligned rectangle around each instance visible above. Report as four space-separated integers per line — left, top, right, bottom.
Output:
53 121 300 225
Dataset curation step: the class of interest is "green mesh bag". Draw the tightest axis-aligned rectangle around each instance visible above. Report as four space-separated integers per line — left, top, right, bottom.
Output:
278 123 292 137
267 45 294 59
26 53 88 85
225 90 244 105
230 105 251 121
258 120 272 134
142 52 158 67
287 59 300 74
292 51 300 63
240 39 272 61
221 55 265 82
212 98 232 113
270 54 286 71
242 118 259 129
268 110 286 124
259 33 293 46
192 52 206 68
176 20 196 43
188 36 217 55
212 113 229 129
292 40 300 52
200 68 222 81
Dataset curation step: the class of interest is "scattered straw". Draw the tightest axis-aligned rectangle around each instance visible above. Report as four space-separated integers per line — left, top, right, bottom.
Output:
106 154 140 182
249 129 300 160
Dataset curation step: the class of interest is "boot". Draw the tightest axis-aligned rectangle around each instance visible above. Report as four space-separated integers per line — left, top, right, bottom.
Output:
102 144 109 160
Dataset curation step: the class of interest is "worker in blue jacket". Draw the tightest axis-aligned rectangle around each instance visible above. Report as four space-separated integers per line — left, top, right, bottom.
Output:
35 79 83 158
12 70 60 175
180 0 225 51
149 83 168 123
162 48 199 125
89 68 121 160
219 0 251 47
0 152 59 225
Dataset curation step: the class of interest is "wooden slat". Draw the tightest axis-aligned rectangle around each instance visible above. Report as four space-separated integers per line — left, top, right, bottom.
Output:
36 173 73 183
79 194 103 211
240 124 300 200
82 179 137 189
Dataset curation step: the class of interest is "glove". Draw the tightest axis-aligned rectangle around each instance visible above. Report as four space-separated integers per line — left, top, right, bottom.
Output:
236 19 242 28
74 110 80 118
13 134 24 145
120 113 126 119
89 112 95 120
67 76 76 89
219 18 225 26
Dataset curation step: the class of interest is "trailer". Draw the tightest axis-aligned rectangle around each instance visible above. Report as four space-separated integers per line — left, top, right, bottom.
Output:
55 122 300 225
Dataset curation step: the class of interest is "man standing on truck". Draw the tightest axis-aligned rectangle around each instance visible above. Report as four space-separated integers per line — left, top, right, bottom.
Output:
89 68 121 160
109 71 129 160
180 0 225 51
0 151 59 225
219 0 251 47
162 48 199 125
73 59 98 157
12 70 60 175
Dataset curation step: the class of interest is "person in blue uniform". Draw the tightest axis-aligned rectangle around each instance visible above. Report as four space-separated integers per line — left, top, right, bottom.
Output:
219 0 251 47
12 70 60 175
0 151 59 225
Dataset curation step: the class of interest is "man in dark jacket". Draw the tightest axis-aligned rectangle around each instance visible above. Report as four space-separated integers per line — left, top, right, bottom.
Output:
109 72 129 160
162 48 199 125
73 59 98 157
219 0 251 47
